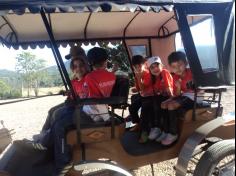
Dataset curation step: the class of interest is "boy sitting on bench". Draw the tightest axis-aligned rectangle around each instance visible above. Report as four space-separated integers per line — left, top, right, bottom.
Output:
161 51 204 146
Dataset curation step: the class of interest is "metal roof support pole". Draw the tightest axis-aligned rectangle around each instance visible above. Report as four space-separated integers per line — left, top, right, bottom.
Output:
148 38 152 57
46 13 68 91
1 16 18 43
122 11 141 80
51 49 68 91
40 7 76 99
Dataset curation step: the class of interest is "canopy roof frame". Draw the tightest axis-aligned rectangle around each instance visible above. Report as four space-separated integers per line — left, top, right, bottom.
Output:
0 1 232 49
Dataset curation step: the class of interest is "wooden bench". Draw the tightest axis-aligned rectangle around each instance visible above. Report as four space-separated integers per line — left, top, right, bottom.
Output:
67 123 125 146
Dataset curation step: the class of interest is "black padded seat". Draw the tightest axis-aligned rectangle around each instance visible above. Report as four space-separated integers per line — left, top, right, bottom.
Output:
196 101 211 108
121 131 165 156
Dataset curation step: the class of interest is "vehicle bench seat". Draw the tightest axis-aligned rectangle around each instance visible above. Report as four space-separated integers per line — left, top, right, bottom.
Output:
66 115 125 146
180 106 220 123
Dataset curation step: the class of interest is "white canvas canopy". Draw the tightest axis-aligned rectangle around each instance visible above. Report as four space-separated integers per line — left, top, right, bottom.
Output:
0 0 234 49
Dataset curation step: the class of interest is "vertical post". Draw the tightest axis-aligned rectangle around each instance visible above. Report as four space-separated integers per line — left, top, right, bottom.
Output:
111 108 115 139
148 38 152 57
74 106 81 144
40 8 76 100
216 90 222 118
51 49 68 91
123 40 137 83
192 88 197 121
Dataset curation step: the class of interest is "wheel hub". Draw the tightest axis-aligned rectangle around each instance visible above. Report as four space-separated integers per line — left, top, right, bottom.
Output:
219 164 235 176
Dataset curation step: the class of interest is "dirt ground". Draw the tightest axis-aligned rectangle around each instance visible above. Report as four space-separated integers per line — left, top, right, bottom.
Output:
0 87 235 175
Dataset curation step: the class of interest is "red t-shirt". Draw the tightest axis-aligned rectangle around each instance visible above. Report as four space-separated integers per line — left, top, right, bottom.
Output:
135 69 154 97
71 77 87 98
84 69 116 98
173 68 193 95
153 69 173 95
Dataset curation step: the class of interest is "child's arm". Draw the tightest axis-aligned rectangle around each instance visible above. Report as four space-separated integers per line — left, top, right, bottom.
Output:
162 70 174 97
174 79 182 96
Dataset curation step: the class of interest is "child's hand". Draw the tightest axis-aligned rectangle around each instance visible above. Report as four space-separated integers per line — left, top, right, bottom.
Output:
175 79 182 89
111 63 119 73
166 87 174 97
174 79 182 96
131 87 138 93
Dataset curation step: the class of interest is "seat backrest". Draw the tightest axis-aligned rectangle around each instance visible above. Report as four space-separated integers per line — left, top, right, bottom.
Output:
110 75 130 107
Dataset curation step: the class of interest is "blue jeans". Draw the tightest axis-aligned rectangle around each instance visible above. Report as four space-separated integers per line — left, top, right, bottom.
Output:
40 106 94 173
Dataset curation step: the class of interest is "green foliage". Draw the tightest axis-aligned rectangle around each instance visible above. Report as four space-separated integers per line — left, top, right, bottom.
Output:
15 52 47 97
101 43 135 86
9 89 22 98
0 79 10 98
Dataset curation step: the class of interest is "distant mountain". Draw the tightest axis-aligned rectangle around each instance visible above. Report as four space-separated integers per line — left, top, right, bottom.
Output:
44 60 70 75
0 60 70 76
0 69 17 78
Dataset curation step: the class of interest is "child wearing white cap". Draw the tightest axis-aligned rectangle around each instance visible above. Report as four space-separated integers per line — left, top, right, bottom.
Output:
139 56 174 143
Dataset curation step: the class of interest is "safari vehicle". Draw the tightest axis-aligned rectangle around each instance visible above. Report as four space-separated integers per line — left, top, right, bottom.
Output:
0 0 235 176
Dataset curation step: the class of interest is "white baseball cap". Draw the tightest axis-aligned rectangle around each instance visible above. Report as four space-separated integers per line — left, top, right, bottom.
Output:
146 56 162 68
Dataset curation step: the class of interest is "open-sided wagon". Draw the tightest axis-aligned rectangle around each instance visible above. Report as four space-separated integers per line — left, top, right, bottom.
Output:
0 0 235 176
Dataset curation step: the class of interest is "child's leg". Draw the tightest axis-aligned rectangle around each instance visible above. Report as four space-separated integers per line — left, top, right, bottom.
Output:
161 98 174 109
129 94 142 124
161 99 182 145
41 103 65 131
139 97 153 143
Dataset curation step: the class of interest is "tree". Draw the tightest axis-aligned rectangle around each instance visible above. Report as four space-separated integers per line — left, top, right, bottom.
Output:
0 79 10 98
15 52 46 97
101 43 135 85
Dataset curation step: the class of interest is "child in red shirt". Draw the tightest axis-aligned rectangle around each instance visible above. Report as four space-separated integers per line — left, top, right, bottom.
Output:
128 55 153 132
83 47 116 122
69 56 89 99
138 56 174 143
161 51 203 146
40 55 89 132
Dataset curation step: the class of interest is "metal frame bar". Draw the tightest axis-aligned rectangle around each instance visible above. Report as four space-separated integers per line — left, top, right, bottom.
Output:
157 15 175 36
46 12 69 90
84 12 92 39
192 88 198 121
1 16 18 43
123 11 141 37
174 6 204 87
74 160 132 176
122 11 141 81
175 116 230 176
51 48 69 91
1 15 214 49
40 7 76 99
148 38 152 57
0 23 7 30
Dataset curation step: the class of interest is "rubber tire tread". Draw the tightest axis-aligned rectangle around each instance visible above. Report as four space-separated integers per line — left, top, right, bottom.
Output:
193 139 235 176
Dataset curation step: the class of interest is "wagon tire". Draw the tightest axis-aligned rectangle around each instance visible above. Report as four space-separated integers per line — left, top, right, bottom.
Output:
193 139 235 176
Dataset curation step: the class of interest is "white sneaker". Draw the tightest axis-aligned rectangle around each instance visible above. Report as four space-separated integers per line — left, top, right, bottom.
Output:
161 133 178 146
148 128 161 140
155 131 167 142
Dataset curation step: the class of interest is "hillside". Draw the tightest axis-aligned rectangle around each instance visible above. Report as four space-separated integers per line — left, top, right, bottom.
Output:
0 60 71 89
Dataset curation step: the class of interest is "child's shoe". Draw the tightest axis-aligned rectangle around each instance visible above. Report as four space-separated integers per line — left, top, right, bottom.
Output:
148 128 161 140
161 133 178 146
139 132 148 143
155 131 167 142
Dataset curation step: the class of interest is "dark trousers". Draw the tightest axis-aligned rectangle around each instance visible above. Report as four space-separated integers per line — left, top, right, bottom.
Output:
128 94 142 123
40 106 94 174
41 103 65 132
140 95 169 133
